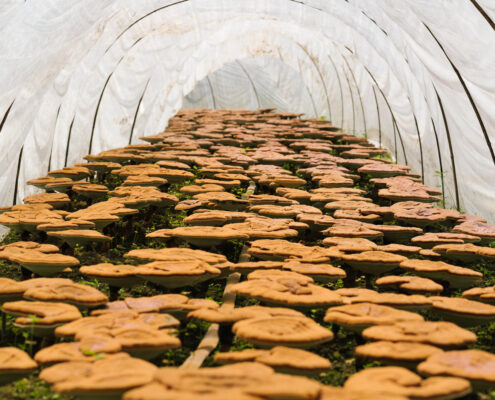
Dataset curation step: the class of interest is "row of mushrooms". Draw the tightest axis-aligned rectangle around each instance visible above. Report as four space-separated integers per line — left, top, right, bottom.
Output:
0 108 494 399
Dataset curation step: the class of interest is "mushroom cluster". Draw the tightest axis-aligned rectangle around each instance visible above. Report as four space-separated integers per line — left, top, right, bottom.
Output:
0 108 494 398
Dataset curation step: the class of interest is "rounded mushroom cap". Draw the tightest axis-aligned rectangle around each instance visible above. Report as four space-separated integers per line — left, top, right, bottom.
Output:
429 296 495 316
23 193 71 207
183 210 250 226
376 244 422 255
248 239 339 263
335 288 432 310
232 316 334 347
5 248 80 269
0 278 27 297
452 220 495 240
324 302 424 326
2 301 82 325
400 259 482 278
342 251 407 264
34 335 122 363
362 321 477 347
344 366 471 399
232 276 343 308
322 237 378 252
214 346 331 373
462 285 495 304
55 310 179 337
125 248 227 265
375 276 443 294
153 362 322 399
0 241 59 253
231 261 285 274
282 261 346 279
23 281 108 306
246 269 314 285
80 263 138 277
355 341 443 363
90 294 206 315
148 226 249 241
124 384 263 400
40 353 157 392
188 305 304 324
47 229 112 242
79 325 181 349
411 232 481 248
135 260 221 277
0 347 37 371
417 350 495 384
319 386 408 400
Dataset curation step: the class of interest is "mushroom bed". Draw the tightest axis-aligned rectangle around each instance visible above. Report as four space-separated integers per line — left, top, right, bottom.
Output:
0 108 494 400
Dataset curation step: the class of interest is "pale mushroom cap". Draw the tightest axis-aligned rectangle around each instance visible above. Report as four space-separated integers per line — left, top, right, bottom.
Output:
344 366 471 399
417 350 495 383
23 281 108 306
320 386 408 400
232 316 334 347
135 260 221 277
0 278 26 296
47 229 112 242
376 276 444 294
34 335 122 363
5 248 80 268
55 310 179 337
322 237 378 252
153 362 322 399
248 239 338 263
0 347 37 371
362 321 477 347
2 301 82 325
214 346 331 372
40 353 157 392
77 325 181 350
342 251 408 264
452 221 495 240
400 259 482 278
429 296 495 316
80 263 139 277
283 261 346 279
355 341 443 362
232 278 343 308
125 248 227 265
324 302 424 326
246 269 315 285
188 305 304 324
147 226 249 240
124 384 264 400
0 241 59 253
462 286 495 303
91 294 189 314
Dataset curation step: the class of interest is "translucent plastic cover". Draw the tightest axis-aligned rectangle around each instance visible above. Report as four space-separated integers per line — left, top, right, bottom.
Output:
0 0 494 221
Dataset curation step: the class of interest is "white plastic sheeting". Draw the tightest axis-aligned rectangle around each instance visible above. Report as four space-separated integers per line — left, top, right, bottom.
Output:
0 0 494 221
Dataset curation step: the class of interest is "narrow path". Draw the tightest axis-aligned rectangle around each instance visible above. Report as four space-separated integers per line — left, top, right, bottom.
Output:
180 181 255 369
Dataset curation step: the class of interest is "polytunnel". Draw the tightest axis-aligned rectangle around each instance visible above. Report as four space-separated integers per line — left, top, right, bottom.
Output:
2 1 495 398
1 0 494 224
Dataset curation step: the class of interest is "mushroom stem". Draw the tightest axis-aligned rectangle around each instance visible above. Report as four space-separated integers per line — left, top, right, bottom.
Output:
109 285 120 301
365 274 373 289
331 323 340 337
40 333 55 349
20 266 32 280
1 313 6 339
343 267 357 288
218 323 234 352
190 280 210 299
